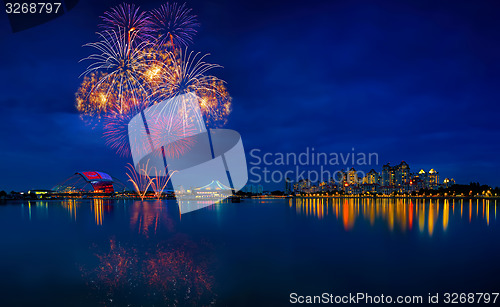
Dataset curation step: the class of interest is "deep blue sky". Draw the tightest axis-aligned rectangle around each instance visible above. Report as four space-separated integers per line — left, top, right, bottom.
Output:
0 0 499 191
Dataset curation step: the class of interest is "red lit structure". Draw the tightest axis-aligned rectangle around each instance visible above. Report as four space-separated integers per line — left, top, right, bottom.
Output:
53 171 127 194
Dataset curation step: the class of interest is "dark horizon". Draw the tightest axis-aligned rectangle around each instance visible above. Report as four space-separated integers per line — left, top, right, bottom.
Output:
1 0 500 191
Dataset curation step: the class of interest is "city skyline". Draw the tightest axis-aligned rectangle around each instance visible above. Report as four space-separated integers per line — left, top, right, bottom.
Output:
288 160 453 195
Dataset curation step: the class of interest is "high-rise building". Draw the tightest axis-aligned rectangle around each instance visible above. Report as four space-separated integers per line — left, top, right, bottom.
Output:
428 169 439 189
365 169 379 184
381 163 394 186
285 177 292 194
395 161 410 186
347 167 358 185
294 179 312 193
335 169 347 186
413 169 440 189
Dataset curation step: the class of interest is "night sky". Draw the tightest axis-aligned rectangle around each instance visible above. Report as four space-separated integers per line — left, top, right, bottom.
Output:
0 0 499 191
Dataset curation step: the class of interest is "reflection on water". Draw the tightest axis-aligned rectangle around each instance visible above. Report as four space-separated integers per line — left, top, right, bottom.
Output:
82 201 215 306
80 236 215 306
293 198 498 235
129 200 175 236
17 200 216 306
8 197 499 305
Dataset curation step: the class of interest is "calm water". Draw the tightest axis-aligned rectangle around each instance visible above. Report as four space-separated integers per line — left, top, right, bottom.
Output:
0 198 499 306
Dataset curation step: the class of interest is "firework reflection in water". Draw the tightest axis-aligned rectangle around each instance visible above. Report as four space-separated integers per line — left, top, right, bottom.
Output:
81 236 215 305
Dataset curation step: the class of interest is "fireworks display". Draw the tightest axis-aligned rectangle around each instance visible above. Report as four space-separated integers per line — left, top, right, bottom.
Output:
148 112 198 158
79 29 152 115
148 168 177 199
147 2 200 48
150 48 232 128
126 162 153 201
76 1 231 161
126 161 176 200
103 109 138 157
81 237 215 305
99 3 152 43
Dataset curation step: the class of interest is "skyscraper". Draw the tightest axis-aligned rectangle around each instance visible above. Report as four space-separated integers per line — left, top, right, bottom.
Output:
365 169 379 184
348 167 358 185
395 161 410 186
428 169 439 189
285 177 292 194
381 163 394 186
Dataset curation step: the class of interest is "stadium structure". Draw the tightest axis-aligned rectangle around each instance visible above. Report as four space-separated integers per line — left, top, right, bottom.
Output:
52 171 128 194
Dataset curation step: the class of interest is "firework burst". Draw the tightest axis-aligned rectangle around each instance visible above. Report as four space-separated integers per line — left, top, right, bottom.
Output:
102 104 145 157
99 3 152 43
196 77 232 127
150 48 232 129
77 2 232 160
147 2 200 48
148 111 198 158
75 72 114 118
80 29 153 115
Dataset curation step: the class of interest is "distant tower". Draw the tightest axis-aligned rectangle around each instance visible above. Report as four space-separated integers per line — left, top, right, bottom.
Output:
285 178 292 194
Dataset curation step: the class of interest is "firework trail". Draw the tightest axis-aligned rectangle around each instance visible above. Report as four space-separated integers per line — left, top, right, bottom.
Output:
147 2 200 48
149 168 177 199
126 162 176 200
126 162 153 201
99 3 152 43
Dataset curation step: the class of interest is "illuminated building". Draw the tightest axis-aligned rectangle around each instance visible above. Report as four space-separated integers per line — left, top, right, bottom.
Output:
318 181 329 192
345 185 361 195
52 171 127 194
443 178 455 188
293 179 312 193
378 185 395 195
193 180 232 198
361 184 378 193
395 161 410 186
410 168 441 190
381 163 394 186
365 169 379 184
335 169 347 187
428 169 439 189
409 177 425 192
27 190 52 199
347 167 358 185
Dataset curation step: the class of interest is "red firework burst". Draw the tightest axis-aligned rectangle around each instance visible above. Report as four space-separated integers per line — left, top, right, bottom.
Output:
147 112 197 158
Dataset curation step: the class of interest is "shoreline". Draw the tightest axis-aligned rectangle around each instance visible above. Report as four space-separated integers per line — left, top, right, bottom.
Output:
1 195 499 202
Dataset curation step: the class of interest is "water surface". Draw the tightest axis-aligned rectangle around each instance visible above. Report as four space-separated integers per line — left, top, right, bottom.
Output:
0 198 498 306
